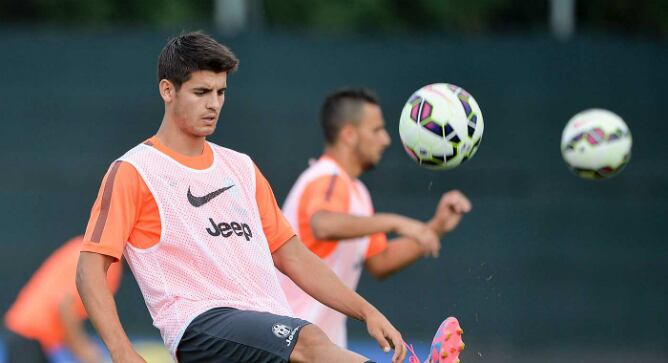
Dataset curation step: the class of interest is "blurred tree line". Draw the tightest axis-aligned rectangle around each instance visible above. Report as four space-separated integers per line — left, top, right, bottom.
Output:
1 0 667 36
0 0 212 25
265 0 668 35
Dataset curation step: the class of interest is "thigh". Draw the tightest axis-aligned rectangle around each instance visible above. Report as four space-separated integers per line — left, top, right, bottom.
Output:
177 307 310 363
3 329 49 363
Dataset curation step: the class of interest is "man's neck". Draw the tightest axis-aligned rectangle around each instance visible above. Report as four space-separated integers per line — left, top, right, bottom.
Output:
323 147 362 179
155 121 205 157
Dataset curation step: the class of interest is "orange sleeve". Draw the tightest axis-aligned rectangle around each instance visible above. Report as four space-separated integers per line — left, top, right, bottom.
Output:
254 164 295 253
301 174 349 217
296 174 350 258
365 232 388 259
81 161 145 260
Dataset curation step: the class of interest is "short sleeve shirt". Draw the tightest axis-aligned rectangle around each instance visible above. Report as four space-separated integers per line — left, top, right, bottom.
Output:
81 136 294 259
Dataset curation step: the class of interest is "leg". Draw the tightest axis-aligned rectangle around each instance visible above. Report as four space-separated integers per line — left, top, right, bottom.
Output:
289 324 369 363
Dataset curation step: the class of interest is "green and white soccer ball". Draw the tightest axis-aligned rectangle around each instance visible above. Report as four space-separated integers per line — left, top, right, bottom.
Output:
561 109 632 179
399 83 484 170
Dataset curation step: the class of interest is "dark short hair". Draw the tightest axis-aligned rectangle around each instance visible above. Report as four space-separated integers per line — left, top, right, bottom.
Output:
158 31 239 89
320 88 380 145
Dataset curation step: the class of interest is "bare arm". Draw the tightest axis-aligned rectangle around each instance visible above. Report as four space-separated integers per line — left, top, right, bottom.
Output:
310 211 400 240
76 252 145 363
311 210 438 248
58 294 102 363
365 190 473 279
364 218 451 280
273 237 406 363
312 210 441 277
364 237 426 280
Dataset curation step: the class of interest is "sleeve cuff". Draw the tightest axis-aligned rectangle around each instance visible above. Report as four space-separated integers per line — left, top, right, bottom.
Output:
269 233 297 253
81 241 122 261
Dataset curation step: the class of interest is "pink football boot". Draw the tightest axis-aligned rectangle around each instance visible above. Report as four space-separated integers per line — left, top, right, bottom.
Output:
428 317 465 363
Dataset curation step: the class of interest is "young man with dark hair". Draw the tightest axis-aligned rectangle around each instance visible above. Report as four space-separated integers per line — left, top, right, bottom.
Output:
279 87 469 362
75 32 406 363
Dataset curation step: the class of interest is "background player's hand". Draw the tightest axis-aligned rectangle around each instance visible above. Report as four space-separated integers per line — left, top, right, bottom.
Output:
78 342 104 363
364 308 406 363
429 190 472 235
392 216 441 257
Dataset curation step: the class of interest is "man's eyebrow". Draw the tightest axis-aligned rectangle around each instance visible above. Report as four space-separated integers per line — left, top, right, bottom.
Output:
192 87 216 94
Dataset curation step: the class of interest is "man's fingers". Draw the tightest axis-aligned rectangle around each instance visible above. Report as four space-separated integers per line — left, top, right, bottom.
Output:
459 197 472 212
453 203 467 214
390 333 406 363
422 239 439 257
432 237 440 257
371 330 392 354
440 190 472 212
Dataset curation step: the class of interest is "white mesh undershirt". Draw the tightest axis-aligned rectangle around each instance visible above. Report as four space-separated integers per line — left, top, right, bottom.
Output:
119 142 292 356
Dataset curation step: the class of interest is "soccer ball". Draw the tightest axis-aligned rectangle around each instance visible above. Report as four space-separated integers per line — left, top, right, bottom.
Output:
560 109 632 179
399 83 484 170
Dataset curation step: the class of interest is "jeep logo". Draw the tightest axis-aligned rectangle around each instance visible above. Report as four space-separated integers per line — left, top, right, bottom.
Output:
206 218 253 241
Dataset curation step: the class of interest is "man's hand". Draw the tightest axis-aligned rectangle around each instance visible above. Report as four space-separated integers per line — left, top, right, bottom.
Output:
392 215 441 257
364 308 406 363
429 190 472 236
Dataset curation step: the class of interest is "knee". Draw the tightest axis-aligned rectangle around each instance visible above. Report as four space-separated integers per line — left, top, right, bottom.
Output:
289 324 333 362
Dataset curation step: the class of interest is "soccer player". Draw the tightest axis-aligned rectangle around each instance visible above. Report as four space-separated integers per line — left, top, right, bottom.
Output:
75 31 406 363
279 88 471 350
4 235 122 363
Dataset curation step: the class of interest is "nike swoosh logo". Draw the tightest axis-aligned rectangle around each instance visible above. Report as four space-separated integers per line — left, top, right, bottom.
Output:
187 185 234 207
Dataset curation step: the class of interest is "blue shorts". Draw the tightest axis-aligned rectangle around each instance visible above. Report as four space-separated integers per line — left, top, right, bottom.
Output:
176 307 311 363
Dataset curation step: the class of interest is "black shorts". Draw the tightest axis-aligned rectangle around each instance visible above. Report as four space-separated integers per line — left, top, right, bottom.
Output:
2 328 49 363
176 307 311 363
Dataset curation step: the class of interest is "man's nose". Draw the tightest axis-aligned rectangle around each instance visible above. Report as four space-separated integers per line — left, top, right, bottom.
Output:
207 94 221 110
383 129 391 146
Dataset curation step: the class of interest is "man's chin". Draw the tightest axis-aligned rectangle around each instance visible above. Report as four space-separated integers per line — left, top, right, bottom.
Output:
361 161 378 172
194 126 216 137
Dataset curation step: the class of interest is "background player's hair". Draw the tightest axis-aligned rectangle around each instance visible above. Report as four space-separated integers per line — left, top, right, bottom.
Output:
158 31 239 89
320 87 380 145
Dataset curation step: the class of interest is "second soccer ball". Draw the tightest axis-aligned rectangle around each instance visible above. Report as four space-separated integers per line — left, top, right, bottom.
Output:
561 108 632 180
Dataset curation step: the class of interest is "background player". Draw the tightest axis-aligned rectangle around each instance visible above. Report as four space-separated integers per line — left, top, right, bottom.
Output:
279 88 471 348
4 235 122 363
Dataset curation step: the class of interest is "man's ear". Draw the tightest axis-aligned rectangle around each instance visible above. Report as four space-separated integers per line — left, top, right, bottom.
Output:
159 79 176 103
338 123 358 147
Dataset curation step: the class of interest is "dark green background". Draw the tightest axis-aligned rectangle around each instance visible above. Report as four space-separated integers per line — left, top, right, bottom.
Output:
0 30 666 361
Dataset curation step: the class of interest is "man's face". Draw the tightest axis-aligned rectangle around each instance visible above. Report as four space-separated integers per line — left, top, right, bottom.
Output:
170 70 228 137
353 103 391 171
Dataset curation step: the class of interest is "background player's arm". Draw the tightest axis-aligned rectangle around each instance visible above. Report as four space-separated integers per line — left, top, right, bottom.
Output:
352 190 473 279
311 210 439 247
313 190 471 243
58 293 103 363
364 237 432 280
272 236 406 363
76 252 146 363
